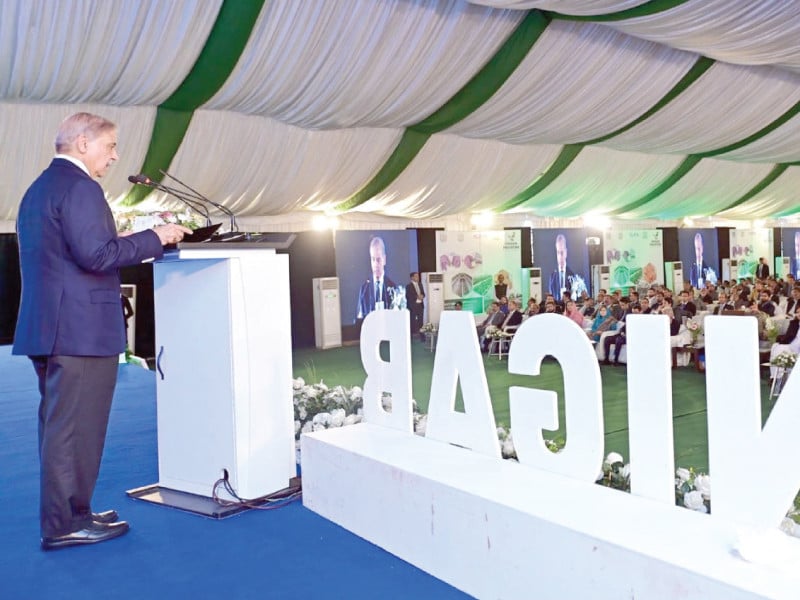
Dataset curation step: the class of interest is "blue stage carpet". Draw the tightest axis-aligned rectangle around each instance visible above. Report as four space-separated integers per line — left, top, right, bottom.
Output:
0 346 468 599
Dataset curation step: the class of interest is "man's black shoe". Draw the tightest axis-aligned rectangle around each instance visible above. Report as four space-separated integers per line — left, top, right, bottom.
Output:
41 520 129 550
92 510 119 523
602 359 611 365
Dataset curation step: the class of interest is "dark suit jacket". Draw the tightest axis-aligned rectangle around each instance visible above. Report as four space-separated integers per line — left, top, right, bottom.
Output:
13 158 163 357
406 280 425 309
786 298 800 316
356 275 397 321
548 266 577 299
778 319 800 345
757 262 770 279
500 309 523 330
689 261 711 289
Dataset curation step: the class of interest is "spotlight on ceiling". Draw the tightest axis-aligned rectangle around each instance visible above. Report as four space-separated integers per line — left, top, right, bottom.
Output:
583 213 610 230
470 212 494 228
312 214 339 230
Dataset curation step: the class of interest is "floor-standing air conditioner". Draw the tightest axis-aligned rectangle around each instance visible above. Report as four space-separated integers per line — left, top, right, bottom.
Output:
722 258 738 282
312 277 342 349
776 256 792 279
591 265 610 296
528 268 543 305
424 273 445 325
664 261 683 292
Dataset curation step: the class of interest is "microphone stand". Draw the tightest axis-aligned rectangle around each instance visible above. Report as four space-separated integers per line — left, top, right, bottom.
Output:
159 169 239 232
128 176 212 226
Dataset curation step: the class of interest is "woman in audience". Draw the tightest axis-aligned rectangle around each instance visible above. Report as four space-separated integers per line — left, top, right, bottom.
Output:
564 300 584 327
524 298 539 317
588 305 615 342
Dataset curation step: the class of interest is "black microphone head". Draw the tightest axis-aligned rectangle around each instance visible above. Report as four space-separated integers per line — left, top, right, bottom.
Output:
128 174 151 185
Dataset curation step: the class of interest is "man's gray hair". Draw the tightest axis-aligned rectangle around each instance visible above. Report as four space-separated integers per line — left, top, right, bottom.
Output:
55 112 116 152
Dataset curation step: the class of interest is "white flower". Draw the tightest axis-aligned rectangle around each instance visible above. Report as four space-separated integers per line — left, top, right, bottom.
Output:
293 377 305 390
694 474 711 500
294 420 301 435
501 438 516 458
306 386 319 398
676 468 691 484
301 421 314 434
330 408 346 427
621 464 631 479
298 406 307 420
343 414 359 426
312 422 327 432
683 490 707 513
313 412 331 426
605 452 624 465
414 414 427 436
350 386 362 399
496 426 508 439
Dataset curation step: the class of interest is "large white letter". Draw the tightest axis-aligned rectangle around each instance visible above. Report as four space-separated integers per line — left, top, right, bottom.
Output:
507 314 603 481
360 310 413 432
425 311 500 457
626 315 675 504
706 315 800 527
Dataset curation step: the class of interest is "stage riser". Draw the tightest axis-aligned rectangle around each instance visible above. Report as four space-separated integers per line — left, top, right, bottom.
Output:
302 424 799 600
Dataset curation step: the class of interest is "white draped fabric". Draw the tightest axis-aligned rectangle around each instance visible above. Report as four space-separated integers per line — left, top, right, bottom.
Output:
204 0 523 128
512 146 686 216
0 0 220 104
447 20 697 144
621 160 775 219
152 111 404 216
354 136 562 218
604 62 800 156
1 103 156 219
1 0 800 229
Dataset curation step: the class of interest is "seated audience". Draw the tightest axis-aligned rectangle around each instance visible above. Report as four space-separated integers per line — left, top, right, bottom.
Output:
564 300 584 327
589 305 616 342
769 304 800 378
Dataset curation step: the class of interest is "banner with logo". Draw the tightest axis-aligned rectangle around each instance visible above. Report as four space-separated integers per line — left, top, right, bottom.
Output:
436 230 522 313
603 229 664 292
729 228 773 280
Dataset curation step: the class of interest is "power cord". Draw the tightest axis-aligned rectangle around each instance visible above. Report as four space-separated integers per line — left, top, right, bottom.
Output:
211 476 302 511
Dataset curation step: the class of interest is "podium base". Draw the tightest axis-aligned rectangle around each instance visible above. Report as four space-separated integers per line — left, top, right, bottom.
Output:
126 484 249 519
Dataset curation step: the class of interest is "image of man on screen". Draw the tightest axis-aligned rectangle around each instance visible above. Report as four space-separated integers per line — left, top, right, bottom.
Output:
356 236 396 321
548 234 576 300
689 233 711 289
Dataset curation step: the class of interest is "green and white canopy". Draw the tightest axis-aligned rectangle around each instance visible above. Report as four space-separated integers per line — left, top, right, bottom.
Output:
2 0 800 231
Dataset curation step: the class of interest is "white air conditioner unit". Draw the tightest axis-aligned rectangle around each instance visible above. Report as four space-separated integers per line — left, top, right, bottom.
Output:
591 264 610 297
722 258 738 282
424 272 445 325
312 277 342 349
664 261 683 292
776 256 792 278
528 267 543 305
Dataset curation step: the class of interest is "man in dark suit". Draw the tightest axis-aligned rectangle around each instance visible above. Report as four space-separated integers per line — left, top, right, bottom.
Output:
13 113 190 550
785 286 800 316
756 257 770 280
356 236 396 321
406 272 425 341
688 233 712 289
548 234 577 300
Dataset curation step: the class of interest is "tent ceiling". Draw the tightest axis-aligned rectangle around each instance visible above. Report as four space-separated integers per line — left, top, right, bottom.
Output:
1 0 799 230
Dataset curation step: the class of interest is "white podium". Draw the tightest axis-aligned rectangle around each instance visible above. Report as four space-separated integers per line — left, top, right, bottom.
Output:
128 244 296 516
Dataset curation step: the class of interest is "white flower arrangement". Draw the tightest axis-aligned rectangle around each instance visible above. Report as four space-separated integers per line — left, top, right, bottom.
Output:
420 322 438 334
114 209 202 232
771 351 797 369
293 382 800 537
765 317 779 342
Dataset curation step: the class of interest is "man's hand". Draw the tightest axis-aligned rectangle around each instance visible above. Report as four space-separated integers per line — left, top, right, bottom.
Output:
153 223 193 246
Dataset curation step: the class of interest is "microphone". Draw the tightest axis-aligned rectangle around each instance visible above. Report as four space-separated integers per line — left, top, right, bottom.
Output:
158 169 239 232
127 173 212 226
128 173 152 185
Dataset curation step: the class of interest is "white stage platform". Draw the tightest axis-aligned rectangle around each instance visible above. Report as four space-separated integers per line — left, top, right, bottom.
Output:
302 423 800 600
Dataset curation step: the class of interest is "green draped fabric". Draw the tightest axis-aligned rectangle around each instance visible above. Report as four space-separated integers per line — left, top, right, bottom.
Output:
545 0 693 23
611 155 701 215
